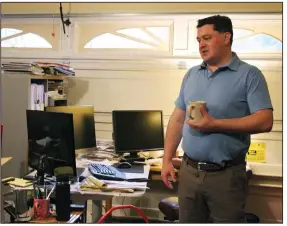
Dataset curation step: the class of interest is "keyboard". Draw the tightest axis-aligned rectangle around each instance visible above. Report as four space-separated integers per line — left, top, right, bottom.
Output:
88 163 126 181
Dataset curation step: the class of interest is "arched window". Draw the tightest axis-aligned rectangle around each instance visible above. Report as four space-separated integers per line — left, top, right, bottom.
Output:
1 28 52 48
189 27 282 54
233 28 254 39
84 26 170 51
232 30 282 52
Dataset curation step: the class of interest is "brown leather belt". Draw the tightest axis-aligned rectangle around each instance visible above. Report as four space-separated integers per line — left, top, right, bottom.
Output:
183 154 245 172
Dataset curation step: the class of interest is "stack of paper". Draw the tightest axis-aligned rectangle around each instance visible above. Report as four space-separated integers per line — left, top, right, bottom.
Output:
80 176 149 193
101 180 149 190
7 178 33 187
84 151 118 161
96 139 114 151
1 62 33 73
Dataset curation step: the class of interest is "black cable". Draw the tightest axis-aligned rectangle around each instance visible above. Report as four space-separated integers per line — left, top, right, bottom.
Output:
122 196 126 216
59 3 66 34
102 204 106 212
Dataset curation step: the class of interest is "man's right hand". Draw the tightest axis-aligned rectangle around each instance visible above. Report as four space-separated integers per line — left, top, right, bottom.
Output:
161 161 177 189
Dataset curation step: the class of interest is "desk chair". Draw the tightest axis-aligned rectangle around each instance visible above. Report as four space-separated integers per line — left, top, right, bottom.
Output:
158 158 260 223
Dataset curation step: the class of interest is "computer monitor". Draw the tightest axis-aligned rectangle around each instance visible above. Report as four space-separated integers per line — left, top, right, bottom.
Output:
112 110 164 158
45 105 96 150
26 110 77 184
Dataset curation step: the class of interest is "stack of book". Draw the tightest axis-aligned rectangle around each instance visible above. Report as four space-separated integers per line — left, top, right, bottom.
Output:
1 61 75 76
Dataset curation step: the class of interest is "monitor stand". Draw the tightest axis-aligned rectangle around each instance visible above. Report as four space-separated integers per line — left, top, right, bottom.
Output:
35 169 45 185
34 154 49 186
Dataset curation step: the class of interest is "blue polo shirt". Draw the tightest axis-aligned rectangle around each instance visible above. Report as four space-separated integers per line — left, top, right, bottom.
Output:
175 52 273 165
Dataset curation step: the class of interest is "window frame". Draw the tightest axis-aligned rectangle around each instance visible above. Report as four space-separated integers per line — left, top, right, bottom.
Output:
1 19 62 52
0 13 282 60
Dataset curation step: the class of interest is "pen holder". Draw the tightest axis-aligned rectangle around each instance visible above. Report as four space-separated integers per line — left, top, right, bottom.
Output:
33 198 50 220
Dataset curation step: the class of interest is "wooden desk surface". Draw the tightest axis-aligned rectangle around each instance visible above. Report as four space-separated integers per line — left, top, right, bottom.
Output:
150 165 163 172
29 211 84 223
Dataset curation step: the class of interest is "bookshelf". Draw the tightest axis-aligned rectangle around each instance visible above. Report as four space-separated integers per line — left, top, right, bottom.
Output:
0 72 68 178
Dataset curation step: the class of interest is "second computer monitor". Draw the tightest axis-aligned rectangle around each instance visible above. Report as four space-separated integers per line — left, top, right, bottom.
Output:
112 110 164 157
45 105 96 150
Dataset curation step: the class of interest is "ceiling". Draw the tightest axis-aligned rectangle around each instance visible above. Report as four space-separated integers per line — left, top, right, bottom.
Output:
1 2 283 15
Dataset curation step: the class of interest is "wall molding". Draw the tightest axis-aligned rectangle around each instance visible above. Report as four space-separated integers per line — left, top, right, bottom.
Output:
1 56 283 71
1 11 282 20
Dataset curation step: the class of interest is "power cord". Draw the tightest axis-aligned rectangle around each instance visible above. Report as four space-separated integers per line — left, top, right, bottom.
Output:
102 204 106 212
122 197 126 216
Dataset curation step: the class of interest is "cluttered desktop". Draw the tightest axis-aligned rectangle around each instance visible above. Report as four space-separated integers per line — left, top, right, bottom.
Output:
3 106 165 222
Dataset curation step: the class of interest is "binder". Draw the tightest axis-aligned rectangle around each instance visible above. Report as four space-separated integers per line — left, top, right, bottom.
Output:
30 84 37 110
30 84 45 111
39 84 45 110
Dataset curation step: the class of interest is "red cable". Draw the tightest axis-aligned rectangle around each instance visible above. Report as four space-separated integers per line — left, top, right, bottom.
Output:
97 205 149 223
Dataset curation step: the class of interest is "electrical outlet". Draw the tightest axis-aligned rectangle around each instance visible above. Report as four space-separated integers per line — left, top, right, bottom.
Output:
178 61 187 69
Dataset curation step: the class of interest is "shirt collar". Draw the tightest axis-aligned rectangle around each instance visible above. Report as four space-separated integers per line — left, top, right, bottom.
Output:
198 52 240 72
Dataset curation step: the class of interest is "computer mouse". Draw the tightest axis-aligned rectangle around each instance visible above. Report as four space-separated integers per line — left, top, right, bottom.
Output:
116 162 132 169
78 176 86 182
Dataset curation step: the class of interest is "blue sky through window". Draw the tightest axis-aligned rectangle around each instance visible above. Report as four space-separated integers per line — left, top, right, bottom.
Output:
232 34 282 52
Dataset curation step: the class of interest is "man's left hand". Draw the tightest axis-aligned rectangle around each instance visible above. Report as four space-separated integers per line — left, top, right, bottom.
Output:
186 106 217 133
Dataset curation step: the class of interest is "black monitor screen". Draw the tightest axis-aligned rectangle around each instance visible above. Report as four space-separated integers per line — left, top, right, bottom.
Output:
45 105 96 150
26 110 76 177
112 110 164 153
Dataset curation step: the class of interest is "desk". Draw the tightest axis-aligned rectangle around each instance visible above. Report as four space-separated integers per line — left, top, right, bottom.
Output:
71 164 150 222
10 164 150 223
71 189 147 222
74 149 150 221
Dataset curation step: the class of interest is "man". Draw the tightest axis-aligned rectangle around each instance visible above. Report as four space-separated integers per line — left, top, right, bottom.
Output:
161 15 273 223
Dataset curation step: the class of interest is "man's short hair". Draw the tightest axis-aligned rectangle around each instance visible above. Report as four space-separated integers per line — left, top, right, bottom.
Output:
197 15 233 45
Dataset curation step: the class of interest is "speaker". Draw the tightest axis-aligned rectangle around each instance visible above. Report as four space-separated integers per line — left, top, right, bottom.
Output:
55 182 71 221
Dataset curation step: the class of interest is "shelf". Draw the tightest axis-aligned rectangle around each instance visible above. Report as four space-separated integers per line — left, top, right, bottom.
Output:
29 75 67 80
249 179 282 188
3 72 67 80
247 162 282 177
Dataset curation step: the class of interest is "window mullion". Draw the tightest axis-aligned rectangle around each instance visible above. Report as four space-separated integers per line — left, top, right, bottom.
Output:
112 31 159 48
1 31 27 41
142 27 165 45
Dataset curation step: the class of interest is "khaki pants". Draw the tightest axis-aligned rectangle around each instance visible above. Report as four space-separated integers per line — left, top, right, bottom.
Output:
178 157 248 223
